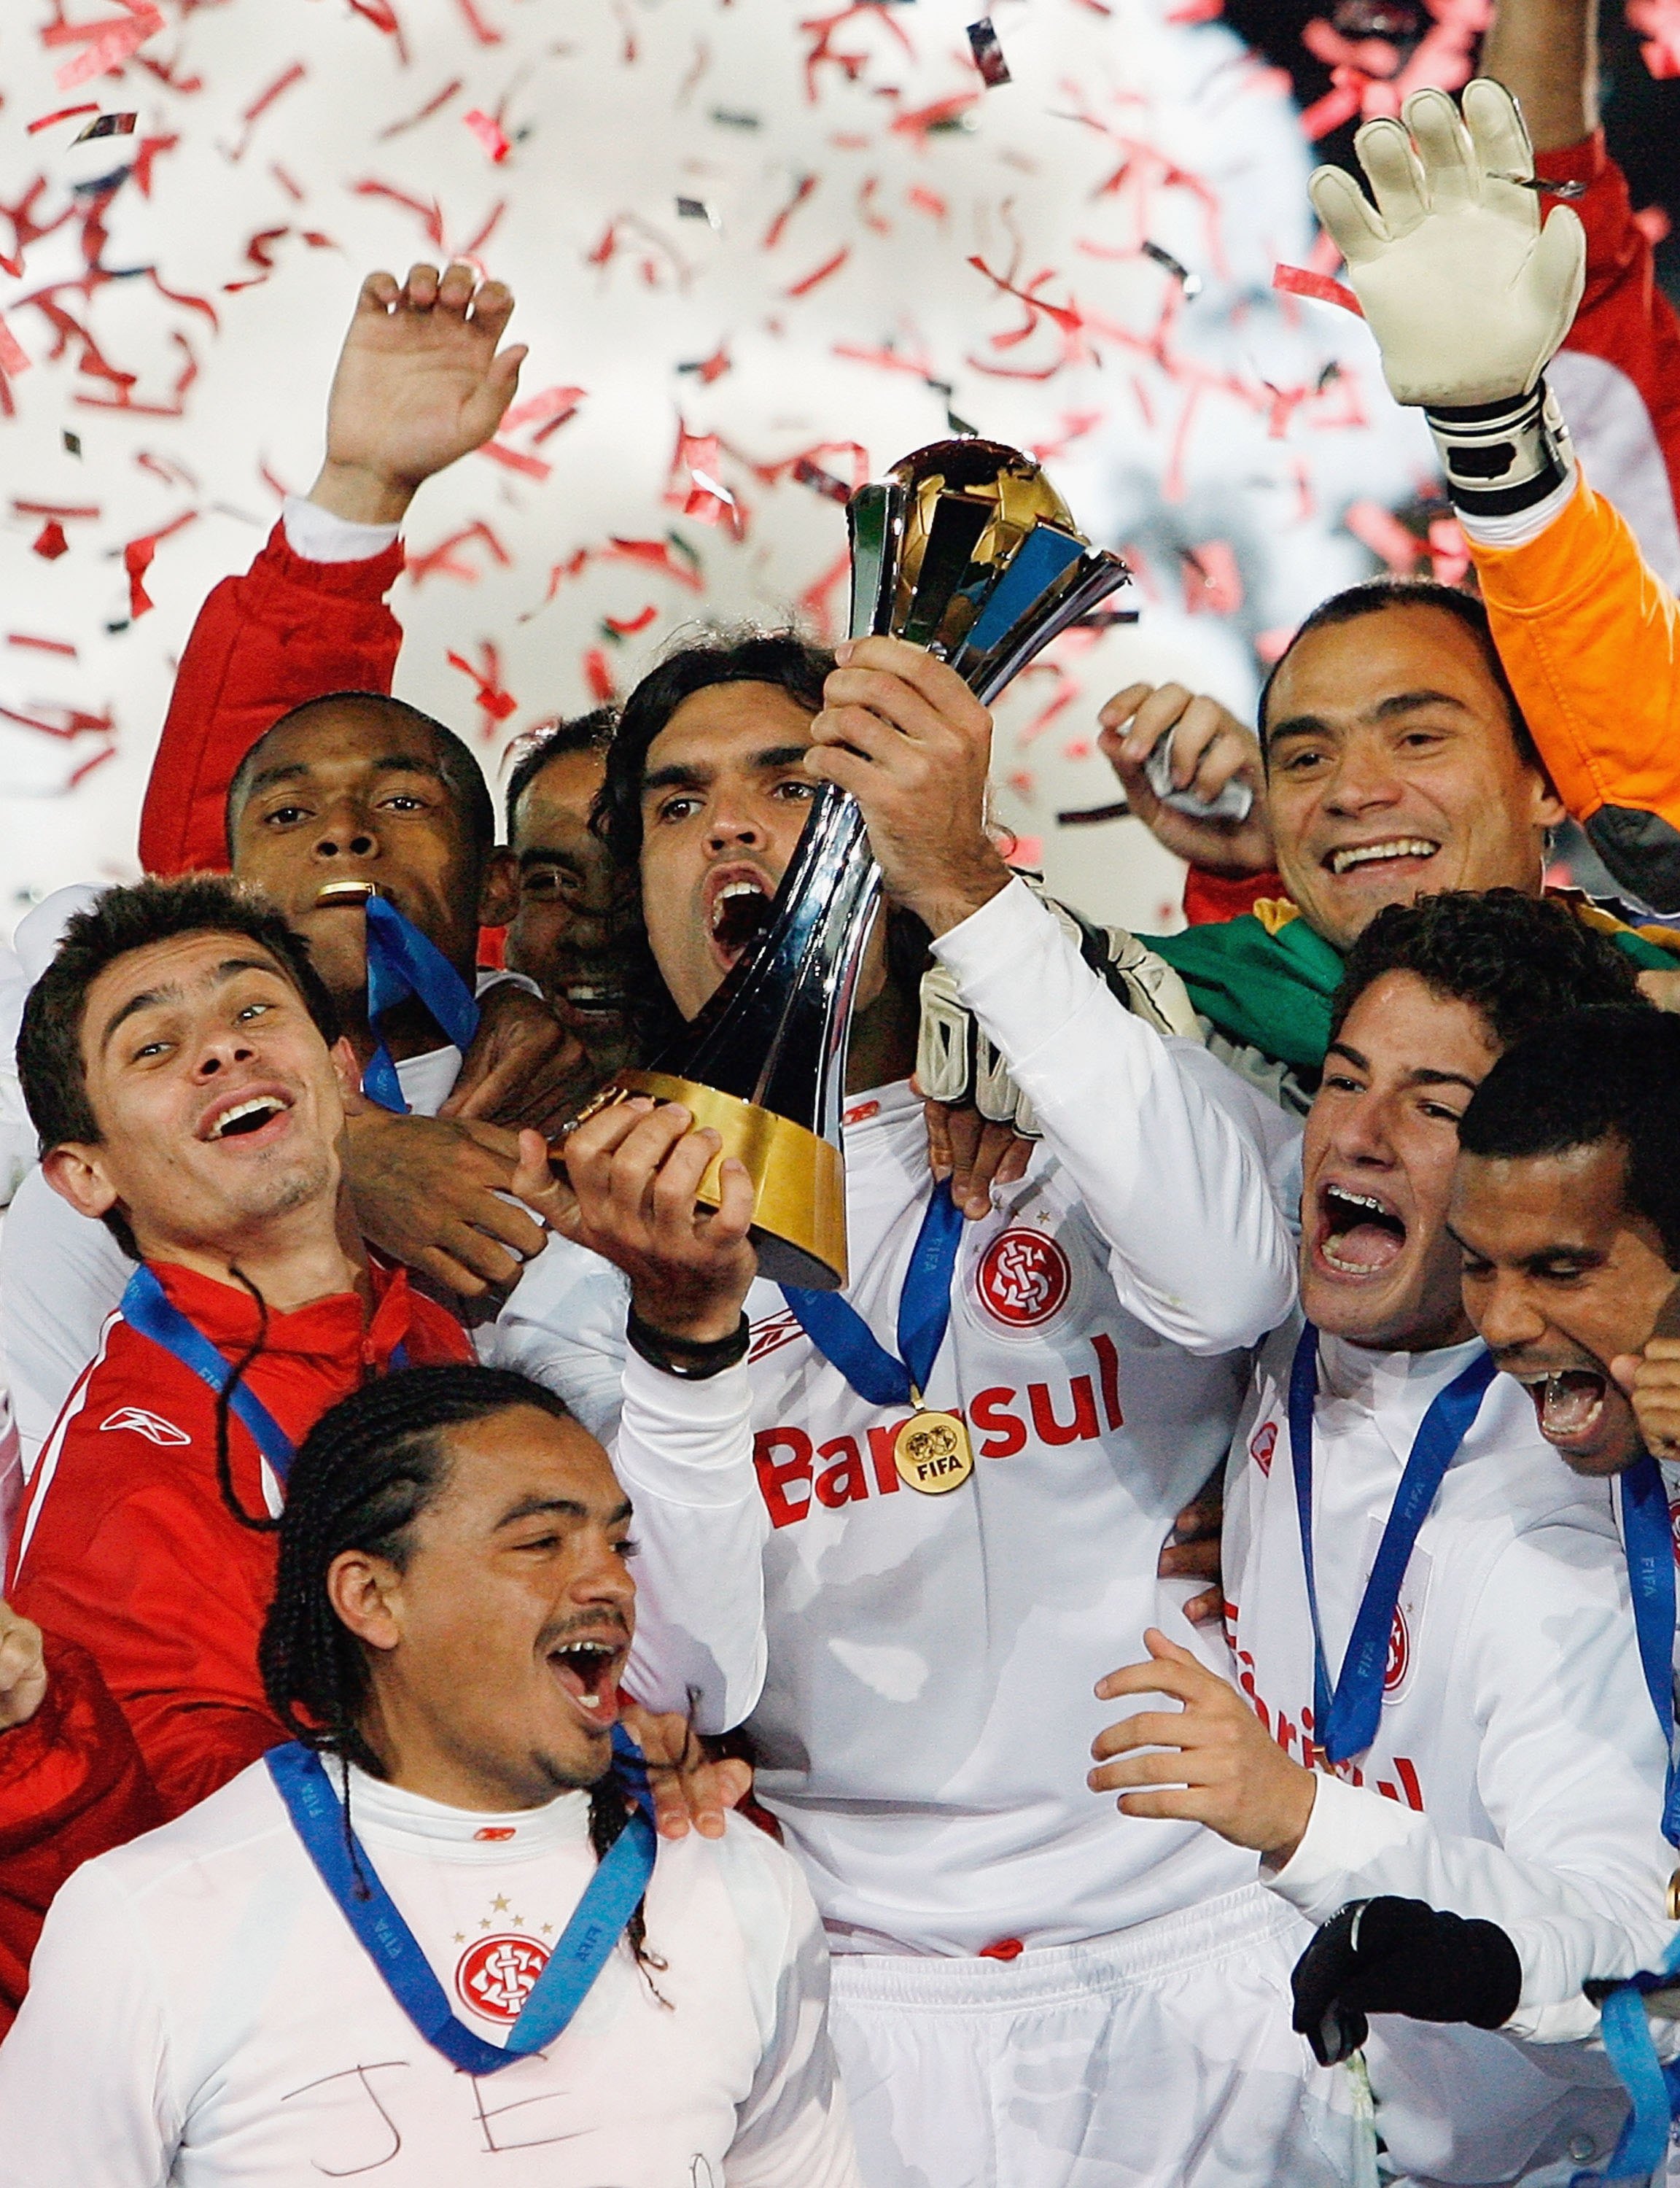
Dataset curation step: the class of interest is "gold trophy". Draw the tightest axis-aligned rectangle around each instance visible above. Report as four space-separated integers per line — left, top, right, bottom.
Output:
604 439 1131 1289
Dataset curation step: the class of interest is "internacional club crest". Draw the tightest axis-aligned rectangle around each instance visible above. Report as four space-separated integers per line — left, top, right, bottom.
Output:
976 1229 1073 1329
455 1933 551 2023
1385 1605 1411 1695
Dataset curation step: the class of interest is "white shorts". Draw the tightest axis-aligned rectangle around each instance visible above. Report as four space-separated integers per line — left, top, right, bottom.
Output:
827 1882 1363 2188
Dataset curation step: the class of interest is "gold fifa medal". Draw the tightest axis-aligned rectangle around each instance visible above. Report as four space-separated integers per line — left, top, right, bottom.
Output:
1666 1866 1680 1923
894 1407 975 1495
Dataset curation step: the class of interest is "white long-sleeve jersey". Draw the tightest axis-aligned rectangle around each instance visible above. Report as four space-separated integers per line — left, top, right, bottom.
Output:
505 881 1304 1955
1225 1322 1676 2184
0 1759 859 2188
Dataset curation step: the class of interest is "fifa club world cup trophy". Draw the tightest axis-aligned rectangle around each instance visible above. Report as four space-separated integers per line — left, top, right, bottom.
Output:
599 438 1130 1287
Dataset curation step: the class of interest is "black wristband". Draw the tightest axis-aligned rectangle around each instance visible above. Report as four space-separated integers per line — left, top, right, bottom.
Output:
626 1305 750 1380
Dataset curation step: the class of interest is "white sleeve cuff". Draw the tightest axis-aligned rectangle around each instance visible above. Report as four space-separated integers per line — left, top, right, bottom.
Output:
281 494 401 565
612 1351 755 1510
1263 1770 1426 1925
1457 466 1581 553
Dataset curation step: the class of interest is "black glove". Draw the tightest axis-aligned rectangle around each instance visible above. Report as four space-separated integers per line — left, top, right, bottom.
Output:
1291 1897 1523 2066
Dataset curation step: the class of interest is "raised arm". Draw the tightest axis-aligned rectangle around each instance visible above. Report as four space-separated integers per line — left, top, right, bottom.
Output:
139 263 525 877
809 637 1298 1354
1310 78 1680 912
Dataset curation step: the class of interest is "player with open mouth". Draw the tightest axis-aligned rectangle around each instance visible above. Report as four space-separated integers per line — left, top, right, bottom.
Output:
1094 891 1674 2185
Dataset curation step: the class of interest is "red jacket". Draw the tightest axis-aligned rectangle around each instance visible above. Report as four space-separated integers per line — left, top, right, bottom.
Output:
139 524 404 877
0 1634 163 2035
8 1256 468 1817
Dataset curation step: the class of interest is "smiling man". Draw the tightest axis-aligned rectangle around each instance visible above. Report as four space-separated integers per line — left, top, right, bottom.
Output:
1092 891 1673 2184
1129 581 1680 1117
7 874 474 1820
0 1365 860 2187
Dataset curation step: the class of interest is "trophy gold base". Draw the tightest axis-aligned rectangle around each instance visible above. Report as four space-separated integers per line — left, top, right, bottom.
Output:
599 1068 848 1290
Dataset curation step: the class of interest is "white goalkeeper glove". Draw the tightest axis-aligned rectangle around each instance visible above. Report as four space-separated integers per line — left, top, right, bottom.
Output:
1310 80 1584 530
1310 79 1583 408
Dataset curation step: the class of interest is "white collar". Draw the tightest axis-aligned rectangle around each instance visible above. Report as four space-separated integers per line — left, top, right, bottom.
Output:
1316 1330 1487 1415
341 1764 594 1858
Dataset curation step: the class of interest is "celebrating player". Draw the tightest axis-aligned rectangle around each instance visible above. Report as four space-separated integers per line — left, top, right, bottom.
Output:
485 619 1371 2186
0 1365 860 2187
0 874 763 2002
1091 893 1673 2182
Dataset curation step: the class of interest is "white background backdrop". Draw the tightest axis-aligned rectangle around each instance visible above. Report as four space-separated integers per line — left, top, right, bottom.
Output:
0 0 1432 936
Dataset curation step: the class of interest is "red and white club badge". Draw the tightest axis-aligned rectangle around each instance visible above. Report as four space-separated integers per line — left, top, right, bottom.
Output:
1249 1422 1278 1476
455 1933 551 2024
1385 1605 1410 1695
976 1229 1073 1329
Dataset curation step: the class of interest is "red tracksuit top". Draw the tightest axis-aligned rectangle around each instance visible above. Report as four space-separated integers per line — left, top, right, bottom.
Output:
8 1256 469 1812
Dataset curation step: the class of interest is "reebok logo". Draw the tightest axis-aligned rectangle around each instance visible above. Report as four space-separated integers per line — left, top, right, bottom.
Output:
101 1407 191 1446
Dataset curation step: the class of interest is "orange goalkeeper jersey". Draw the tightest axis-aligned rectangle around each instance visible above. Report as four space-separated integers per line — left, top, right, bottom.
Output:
1471 473 1680 912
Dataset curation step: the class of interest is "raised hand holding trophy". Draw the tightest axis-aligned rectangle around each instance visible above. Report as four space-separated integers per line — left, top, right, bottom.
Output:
596 438 1130 1289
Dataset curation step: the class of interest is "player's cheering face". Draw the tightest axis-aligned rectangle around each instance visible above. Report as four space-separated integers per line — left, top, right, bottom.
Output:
636 682 825 1021
228 695 505 1009
327 1402 637 1804
1263 604 1564 952
1302 969 1498 1350
1451 1144 1675 1475
41 928 357 1260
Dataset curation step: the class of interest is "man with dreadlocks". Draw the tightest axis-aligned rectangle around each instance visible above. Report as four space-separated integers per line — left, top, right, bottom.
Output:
0 1364 860 2186
0 873 766 2014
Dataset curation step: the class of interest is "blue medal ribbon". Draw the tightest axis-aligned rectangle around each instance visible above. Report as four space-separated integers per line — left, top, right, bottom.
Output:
265 1726 658 2076
122 1264 297 1481
1575 1462 1680 2187
1591 1974 1680 2186
1288 1324 1496 1765
362 896 481 1114
1617 1456 1680 1847
781 1179 964 1408
120 1264 410 1489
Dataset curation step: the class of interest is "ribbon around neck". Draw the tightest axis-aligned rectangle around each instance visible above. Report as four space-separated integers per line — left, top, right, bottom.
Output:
1581 1462 1680 2186
122 1263 296 1479
781 1179 964 1407
362 895 481 1114
1287 1324 1496 1766
266 1726 657 2076
120 1265 409 1489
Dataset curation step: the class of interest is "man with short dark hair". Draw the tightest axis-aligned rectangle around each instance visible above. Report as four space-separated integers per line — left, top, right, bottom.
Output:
1091 892 1673 2183
0 874 766 2014
1453 1008 1680 1481
1275 1012 1680 2130
1111 579 1680 1116
0 1365 860 2187
0 676 599 1465
7 872 478 1816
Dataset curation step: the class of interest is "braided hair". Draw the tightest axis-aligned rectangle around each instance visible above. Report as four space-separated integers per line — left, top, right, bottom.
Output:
259 1364 662 1974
